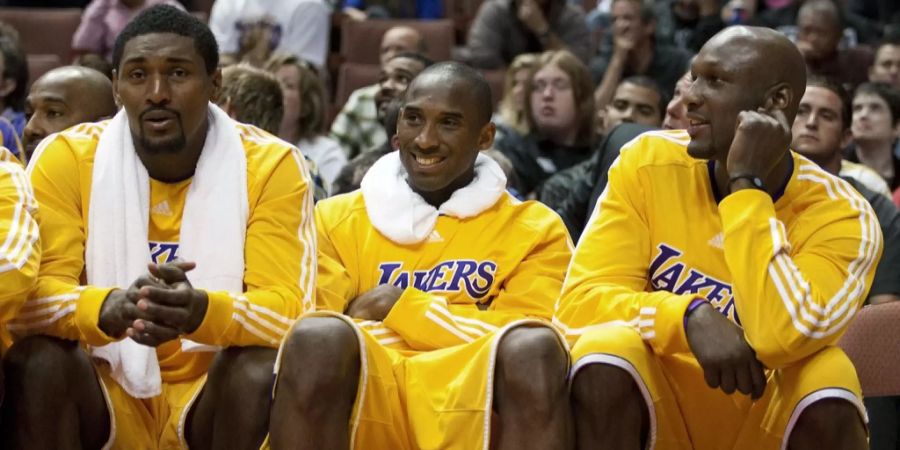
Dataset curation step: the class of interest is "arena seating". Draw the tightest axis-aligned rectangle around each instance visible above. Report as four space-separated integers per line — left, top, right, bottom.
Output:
838 301 900 397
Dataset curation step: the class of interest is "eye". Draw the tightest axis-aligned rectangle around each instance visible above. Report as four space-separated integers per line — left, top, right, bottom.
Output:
404 112 422 125
47 109 65 119
129 69 146 80
612 100 628 111
172 68 188 78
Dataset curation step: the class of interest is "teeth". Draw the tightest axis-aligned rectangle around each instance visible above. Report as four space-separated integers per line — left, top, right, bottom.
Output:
415 155 442 166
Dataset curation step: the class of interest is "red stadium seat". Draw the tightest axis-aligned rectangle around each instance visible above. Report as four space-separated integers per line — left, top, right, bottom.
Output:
334 62 380 112
480 68 505 111
838 302 900 397
340 19 454 65
0 8 83 63
26 54 63 86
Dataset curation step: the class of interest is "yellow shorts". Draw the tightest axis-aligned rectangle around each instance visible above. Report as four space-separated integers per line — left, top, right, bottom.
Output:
270 311 566 450
95 362 206 450
570 326 866 450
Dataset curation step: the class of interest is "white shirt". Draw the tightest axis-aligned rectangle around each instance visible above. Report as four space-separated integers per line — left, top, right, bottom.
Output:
209 0 331 68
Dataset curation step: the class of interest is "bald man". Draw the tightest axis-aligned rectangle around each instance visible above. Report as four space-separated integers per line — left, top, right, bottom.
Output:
330 26 425 159
557 26 880 450
22 66 116 162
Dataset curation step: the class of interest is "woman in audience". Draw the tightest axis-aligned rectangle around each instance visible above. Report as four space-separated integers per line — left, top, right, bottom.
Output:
266 54 347 194
494 53 538 143
495 49 596 196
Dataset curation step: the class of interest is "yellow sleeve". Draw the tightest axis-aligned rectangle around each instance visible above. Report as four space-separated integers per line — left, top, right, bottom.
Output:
312 202 357 313
187 149 316 348
719 188 882 369
8 136 118 345
382 214 572 351
554 146 698 355
0 160 40 327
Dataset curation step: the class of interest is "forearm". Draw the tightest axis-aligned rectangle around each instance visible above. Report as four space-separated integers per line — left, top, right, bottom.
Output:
186 288 301 348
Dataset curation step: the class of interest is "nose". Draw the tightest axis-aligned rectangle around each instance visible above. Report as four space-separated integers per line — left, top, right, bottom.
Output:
682 79 701 113
147 73 171 105
22 114 44 147
804 111 818 129
666 95 683 120
414 121 439 150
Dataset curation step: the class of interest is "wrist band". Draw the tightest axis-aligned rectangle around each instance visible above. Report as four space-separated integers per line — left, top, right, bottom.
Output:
728 174 765 191
683 298 707 329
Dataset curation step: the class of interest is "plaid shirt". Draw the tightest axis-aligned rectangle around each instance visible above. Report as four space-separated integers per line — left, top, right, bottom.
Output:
329 84 387 159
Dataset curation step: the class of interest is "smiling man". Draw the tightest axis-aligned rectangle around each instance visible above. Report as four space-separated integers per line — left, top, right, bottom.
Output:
269 62 574 450
556 26 881 450
1 6 316 449
21 66 117 163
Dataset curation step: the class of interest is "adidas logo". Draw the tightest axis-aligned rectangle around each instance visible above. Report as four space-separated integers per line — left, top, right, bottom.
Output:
427 230 444 243
708 232 724 250
151 201 172 216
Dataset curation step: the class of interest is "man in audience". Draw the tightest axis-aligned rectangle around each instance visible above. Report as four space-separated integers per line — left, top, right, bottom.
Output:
599 75 665 135
0 36 28 151
22 65 117 162
1 7 316 449
559 26 880 450
71 0 184 61
794 0 873 90
848 81 900 191
331 26 425 159
209 0 330 68
662 70 691 129
869 32 900 89
270 62 573 450
458 0 591 69
591 0 692 110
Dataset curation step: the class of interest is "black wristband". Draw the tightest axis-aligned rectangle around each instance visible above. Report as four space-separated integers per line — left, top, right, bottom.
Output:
728 174 765 191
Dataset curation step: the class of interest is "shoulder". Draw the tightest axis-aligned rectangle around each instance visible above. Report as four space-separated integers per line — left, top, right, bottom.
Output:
791 155 878 227
30 121 107 170
237 123 310 182
497 193 569 238
314 190 367 232
614 129 697 172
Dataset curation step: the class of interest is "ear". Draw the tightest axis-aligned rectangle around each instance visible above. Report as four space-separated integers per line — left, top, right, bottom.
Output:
112 69 122 106
477 121 496 151
765 82 792 113
390 133 400 150
0 77 16 98
210 67 223 101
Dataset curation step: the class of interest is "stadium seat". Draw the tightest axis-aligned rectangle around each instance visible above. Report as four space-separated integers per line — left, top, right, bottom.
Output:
340 19 455 65
0 8 83 63
481 68 505 111
334 62 380 111
838 302 900 397
26 54 63 86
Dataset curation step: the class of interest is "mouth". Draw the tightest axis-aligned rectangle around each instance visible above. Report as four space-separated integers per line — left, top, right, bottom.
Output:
686 116 710 137
796 134 818 141
413 153 446 168
141 109 178 132
540 106 555 116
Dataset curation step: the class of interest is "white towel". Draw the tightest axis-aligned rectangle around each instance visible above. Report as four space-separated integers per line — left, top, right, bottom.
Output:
86 103 248 398
360 151 507 245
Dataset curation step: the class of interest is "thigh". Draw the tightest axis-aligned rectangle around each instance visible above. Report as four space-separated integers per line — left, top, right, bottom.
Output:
571 325 694 450
734 346 866 450
95 362 159 450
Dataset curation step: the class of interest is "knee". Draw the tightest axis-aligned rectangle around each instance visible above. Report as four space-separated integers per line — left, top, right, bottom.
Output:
794 398 864 438
208 346 277 396
3 336 86 384
572 362 642 410
278 317 360 395
496 327 568 400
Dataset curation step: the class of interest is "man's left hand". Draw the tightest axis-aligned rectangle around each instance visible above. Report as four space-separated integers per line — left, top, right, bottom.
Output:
127 262 209 346
726 108 792 181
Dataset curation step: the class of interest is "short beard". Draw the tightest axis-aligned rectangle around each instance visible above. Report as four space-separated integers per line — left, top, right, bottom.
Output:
138 131 186 154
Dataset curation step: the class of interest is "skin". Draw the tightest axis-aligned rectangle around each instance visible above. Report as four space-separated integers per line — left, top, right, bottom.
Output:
795 1 842 64
603 81 662 134
1 32 276 450
663 71 691 130
791 85 850 173
593 0 655 109
869 44 900 88
851 92 898 183
379 26 424 67
511 68 531 114
574 26 867 450
530 64 578 146
373 55 427 122
22 66 117 161
271 69 571 450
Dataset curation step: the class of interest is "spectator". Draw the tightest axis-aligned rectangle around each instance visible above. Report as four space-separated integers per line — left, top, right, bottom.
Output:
331 99 401 195
456 0 591 69
0 37 28 142
869 32 900 89
22 66 117 163
653 0 725 53
598 75 665 136
591 0 692 109
848 81 900 190
266 54 346 194
754 0 881 45
895 185 900 207
848 0 900 28
495 50 595 195
794 0 874 91
209 0 330 69
217 62 329 201
330 26 425 159
71 0 184 61
662 69 691 129
494 53 539 143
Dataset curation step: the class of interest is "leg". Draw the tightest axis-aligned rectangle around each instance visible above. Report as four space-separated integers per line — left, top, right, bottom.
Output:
269 317 361 450
493 326 571 450
0 335 109 450
864 396 900 450
186 346 277 450
571 363 649 450
788 398 867 450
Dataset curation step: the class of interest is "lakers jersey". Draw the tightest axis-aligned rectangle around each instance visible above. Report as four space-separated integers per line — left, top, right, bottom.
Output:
10 121 316 382
556 130 882 370
315 190 572 352
0 147 39 352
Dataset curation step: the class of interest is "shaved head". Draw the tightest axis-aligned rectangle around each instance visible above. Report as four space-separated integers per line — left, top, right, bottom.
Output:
406 62 493 126
23 65 117 160
380 26 425 67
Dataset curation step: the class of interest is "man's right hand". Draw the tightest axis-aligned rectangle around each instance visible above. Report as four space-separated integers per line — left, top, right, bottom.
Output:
345 284 404 321
98 274 167 339
686 302 767 400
